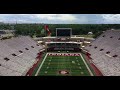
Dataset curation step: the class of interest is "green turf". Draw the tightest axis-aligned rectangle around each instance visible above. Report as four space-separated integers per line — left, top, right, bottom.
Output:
35 53 93 76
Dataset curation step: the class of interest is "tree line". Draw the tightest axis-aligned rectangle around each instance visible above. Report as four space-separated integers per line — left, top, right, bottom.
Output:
0 24 120 38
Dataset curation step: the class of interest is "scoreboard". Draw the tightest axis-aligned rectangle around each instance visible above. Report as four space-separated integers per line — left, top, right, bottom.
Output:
56 28 72 37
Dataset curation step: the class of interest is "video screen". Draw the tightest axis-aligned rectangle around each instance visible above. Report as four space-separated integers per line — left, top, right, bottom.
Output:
56 28 72 37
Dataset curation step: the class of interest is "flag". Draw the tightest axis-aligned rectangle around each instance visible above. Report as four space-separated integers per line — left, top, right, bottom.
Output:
44 25 51 36
44 25 49 31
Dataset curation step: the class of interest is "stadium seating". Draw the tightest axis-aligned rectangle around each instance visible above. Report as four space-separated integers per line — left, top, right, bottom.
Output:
0 36 44 76
85 30 120 76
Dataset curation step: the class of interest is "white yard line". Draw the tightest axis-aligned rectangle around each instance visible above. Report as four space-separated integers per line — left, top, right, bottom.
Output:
56 56 58 76
35 53 48 76
67 56 71 76
80 53 94 76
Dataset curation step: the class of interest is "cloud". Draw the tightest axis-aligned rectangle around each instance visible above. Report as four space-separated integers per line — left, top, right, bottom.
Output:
101 14 120 23
35 14 57 20
0 14 78 23
34 14 77 21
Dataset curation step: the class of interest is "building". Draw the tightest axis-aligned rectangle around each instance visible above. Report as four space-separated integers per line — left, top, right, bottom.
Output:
88 32 93 35
0 30 15 39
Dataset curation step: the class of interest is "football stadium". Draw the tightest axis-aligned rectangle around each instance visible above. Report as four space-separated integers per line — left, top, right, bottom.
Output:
0 22 120 76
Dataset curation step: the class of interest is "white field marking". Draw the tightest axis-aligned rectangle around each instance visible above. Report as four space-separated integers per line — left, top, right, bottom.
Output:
80 53 93 76
72 61 75 64
68 55 72 76
35 53 48 76
56 56 59 76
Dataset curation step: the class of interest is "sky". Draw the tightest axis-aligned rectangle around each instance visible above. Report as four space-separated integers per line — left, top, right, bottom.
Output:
0 14 120 24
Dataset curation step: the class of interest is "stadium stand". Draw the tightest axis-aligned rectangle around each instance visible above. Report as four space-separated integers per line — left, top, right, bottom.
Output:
0 36 44 76
85 30 120 76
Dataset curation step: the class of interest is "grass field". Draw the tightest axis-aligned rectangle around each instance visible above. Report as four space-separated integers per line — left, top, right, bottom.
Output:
34 53 94 76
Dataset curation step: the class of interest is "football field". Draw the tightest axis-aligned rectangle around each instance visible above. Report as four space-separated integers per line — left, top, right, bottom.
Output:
35 53 94 76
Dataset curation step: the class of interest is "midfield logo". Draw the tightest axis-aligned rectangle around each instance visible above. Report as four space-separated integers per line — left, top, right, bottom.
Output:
59 70 69 75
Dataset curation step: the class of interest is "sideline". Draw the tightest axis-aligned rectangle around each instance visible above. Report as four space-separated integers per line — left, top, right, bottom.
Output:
80 53 93 76
35 53 48 76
